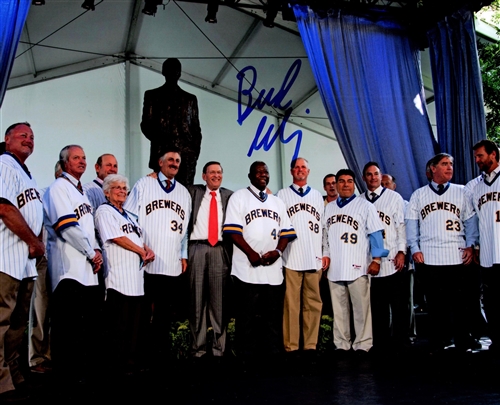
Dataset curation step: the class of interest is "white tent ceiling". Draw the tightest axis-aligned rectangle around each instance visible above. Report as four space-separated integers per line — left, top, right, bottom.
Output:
8 0 438 136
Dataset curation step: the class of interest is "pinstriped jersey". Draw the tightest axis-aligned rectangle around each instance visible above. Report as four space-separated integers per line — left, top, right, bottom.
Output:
83 178 106 210
223 186 296 285
471 172 500 267
94 203 145 296
276 185 325 271
0 153 43 280
124 176 191 276
324 196 382 282
359 188 406 277
43 175 98 291
406 183 475 266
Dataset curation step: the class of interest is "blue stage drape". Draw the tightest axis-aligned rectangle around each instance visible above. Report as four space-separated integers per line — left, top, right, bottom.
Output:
427 8 486 185
293 5 438 200
0 0 30 108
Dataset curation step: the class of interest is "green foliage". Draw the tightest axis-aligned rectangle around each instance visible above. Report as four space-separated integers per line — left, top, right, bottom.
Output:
478 1 500 144
317 315 334 353
168 316 335 358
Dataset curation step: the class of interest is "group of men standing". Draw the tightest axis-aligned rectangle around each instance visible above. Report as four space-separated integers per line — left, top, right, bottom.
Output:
1 118 500 401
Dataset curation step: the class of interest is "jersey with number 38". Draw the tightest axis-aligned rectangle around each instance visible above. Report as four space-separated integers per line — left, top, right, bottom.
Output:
124 176 191 276
325 197 382 282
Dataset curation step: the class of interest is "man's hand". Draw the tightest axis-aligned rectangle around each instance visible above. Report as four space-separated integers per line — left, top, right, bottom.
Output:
261 250 280 266
143 245 155 265
412 252 424 264
322 256 330 271
462 247 473 266
28 239 45 259
248 251 262 267
181 258 188 273
393 252 405 272
91 250 103 273
367 260 381 275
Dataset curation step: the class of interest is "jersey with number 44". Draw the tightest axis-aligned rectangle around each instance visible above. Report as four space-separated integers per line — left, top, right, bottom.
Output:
124 176 191 276
324 197 382 282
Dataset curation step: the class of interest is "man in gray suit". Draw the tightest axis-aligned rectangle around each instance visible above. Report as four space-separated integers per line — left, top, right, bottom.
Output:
187 161 233 360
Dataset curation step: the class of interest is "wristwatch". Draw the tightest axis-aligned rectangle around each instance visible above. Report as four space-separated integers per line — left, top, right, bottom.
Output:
275 249 282 257
372 259 381 265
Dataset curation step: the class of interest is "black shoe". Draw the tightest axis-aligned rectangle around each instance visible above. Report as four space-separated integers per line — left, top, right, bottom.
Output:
0 389 30 403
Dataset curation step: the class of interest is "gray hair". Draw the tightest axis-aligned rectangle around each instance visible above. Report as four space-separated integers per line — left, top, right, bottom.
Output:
59 144 84 164
103 174 130 194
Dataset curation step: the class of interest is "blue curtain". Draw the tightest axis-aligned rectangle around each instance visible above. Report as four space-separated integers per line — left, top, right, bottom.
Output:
427 8 486 185
0 0 30 108
293 5 438 200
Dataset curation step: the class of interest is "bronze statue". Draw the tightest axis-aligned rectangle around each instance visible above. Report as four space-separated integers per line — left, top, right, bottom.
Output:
141 58 202 186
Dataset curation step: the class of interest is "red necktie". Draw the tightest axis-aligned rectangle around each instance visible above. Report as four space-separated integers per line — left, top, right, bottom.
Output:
208 191 218 246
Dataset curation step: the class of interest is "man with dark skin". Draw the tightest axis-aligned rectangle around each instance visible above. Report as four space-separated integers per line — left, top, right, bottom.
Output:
223 161 296 361
141 58 202 187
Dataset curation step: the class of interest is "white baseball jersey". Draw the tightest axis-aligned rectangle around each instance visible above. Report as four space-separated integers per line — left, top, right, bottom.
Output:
94 203 145 296
471 171 500 268
359 187 406 277
276 185 326 271
124 176 191 276
223 185 296 285
406 183 475 266
324 196 382 282
83 178 106 210
43 174 98 291
0 153 43 280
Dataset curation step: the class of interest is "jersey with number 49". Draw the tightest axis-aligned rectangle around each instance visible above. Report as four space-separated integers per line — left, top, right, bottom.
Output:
276 185 326 271
325 196 382 282
124 177 191 276
406 183 475 266
223 187 296 285
472 173 500 268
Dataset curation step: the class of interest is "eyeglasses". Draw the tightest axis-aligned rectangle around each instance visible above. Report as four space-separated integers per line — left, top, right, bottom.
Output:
110 186 128 191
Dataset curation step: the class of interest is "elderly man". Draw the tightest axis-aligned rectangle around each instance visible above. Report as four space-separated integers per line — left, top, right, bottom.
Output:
187 161 233 361
324 169 388 355
223 161 296 361
406 153 478 354
124 148 192 365
43 144 103 382
277 158 329 356
83 153 118 210
0 123 44 401
470 140 500 352
360 162 407 354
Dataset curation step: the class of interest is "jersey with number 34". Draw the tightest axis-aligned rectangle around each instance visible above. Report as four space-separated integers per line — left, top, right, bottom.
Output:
124 176 191 276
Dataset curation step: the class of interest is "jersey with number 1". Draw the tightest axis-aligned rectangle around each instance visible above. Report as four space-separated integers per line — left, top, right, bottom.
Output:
324 196 382 282
406 183 475 266
472 173 500 268
124 177 191 276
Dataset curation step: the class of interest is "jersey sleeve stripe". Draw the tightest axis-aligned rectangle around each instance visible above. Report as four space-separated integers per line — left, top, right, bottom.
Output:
280 229 297 239
223 224 243 234
54 214 79 234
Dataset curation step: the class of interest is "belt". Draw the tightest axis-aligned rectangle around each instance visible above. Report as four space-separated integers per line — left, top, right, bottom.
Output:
189 240 223 247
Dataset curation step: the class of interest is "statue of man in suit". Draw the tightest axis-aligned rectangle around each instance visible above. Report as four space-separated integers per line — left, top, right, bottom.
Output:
141 58 202 186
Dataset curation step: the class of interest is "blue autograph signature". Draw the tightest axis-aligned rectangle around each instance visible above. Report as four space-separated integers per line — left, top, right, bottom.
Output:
237 59 303 161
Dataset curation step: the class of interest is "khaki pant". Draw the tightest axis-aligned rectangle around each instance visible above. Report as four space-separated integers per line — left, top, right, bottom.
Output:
283 268 322 351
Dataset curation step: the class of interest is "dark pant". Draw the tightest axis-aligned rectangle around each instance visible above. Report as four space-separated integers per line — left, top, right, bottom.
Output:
482 264 500 345
143 272 186 363
105 289 147 372
417 264 471 350
232 276 284 359
371 270 410 350
50 279 102 381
